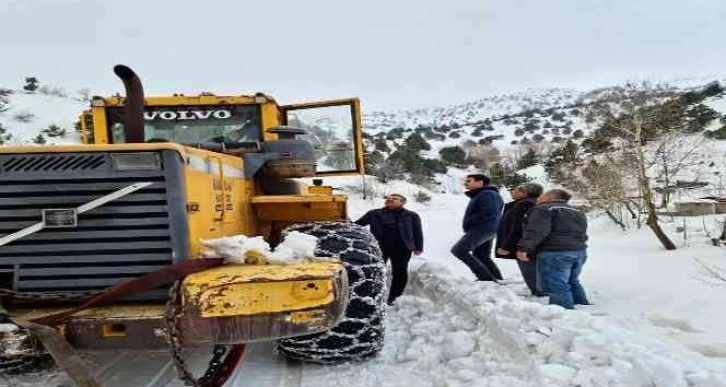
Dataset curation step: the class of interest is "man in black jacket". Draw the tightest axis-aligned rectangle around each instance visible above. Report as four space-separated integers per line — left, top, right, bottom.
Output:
516 189 590 309
495 183 544 296
450 174 504 281
355 193 423 305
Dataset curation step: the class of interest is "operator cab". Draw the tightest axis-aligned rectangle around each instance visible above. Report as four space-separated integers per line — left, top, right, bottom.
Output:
83 94 365 176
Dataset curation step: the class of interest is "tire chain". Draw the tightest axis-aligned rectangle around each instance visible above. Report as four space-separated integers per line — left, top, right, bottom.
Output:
163 280 235 386
0 288 99 374
276 222 387 364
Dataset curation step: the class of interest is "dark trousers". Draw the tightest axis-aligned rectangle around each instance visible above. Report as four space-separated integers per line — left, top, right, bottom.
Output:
451 231 503 281
516 259 544 296
381 246 412 304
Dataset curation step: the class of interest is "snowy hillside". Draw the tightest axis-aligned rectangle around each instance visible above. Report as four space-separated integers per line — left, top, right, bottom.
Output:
363 88 583 133
0 86 86 145
365 80 726 153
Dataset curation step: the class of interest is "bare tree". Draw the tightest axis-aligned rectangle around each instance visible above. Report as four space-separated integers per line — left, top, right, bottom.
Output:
464 143 501 171
581 159 630 229
652 130 708 208
550 155 631 230
612 111 677 250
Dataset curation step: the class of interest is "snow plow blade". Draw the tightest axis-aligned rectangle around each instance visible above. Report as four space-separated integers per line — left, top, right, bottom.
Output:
179 261 349 345
7 260 348 350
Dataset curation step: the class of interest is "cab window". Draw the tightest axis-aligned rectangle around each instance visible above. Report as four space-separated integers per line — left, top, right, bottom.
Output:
106 105 262 144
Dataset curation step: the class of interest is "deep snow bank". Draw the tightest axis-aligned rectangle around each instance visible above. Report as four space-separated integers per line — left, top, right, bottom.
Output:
308 260 726 387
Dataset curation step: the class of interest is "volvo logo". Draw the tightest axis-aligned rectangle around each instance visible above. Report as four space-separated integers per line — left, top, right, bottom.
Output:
144 109 232 121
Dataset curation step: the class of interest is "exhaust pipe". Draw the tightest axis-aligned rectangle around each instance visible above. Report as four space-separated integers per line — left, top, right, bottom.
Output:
113 64 145 143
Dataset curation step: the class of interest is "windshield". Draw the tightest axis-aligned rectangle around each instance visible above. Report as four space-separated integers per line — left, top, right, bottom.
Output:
106 105 262 144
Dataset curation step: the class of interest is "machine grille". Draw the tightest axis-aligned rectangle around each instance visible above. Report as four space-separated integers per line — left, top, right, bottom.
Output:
0 151 188 301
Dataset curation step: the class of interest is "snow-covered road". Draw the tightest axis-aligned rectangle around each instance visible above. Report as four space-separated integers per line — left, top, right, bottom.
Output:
4 248 726 387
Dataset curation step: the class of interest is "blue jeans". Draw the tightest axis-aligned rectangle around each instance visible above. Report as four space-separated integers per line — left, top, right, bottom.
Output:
537 250 589 309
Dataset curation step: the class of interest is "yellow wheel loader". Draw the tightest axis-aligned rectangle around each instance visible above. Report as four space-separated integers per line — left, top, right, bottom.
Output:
0 65 385 386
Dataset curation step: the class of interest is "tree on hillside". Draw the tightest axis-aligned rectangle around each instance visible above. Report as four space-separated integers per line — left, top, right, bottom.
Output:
373 138 390 153
574 159 633 230
684 104 719 133
610 110 676 250
439 146 467 167
403 132 431 152
545 139 640 230
365 150 405 183
32 133 46 144
24 77 39 92
41 124 67 138
705 125 726 140
516 148 539 170
489 162 530 189
0 123 12 145
544 140 581 183
464 144 501 171
12 111 35 123
652 130 708 208
552 112 566 121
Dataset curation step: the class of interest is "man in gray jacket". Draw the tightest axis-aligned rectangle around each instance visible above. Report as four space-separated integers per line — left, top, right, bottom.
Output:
516 189 590 309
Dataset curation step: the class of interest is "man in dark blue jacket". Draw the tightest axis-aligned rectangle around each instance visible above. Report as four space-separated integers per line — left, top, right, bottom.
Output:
355 193 423 305
451 174 504 281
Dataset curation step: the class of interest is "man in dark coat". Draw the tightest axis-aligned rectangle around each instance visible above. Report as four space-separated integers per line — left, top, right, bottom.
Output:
450 174 504 281
355 193 423 305
516 189 590 309
495 183 545 296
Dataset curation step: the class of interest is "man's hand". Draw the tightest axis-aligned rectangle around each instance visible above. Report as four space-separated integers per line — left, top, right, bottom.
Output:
413 250 422 256
496 248 510 256
516 250 530 262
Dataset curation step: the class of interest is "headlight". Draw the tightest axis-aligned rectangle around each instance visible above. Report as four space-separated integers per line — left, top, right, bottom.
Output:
111 152 161 170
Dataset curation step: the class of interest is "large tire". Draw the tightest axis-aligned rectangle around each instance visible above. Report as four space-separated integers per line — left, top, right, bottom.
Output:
276 221 386 364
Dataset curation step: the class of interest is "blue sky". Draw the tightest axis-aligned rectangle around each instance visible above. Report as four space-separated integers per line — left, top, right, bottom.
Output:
3 0 726 110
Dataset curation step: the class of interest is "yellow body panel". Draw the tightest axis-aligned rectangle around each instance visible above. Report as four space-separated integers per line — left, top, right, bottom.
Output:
252 195 347 222
182 261 344 317
182 146 256 256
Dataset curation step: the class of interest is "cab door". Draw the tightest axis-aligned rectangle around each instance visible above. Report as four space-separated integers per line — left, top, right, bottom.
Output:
280 98 364 176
